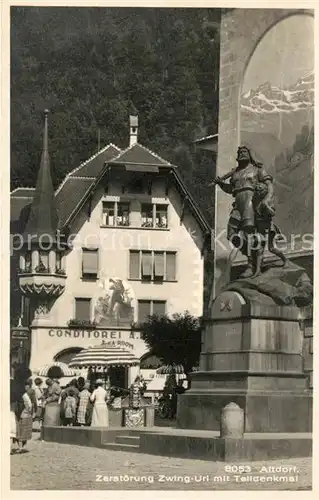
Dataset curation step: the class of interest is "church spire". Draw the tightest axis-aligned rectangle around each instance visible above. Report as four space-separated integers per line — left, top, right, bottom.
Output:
23 110 59 243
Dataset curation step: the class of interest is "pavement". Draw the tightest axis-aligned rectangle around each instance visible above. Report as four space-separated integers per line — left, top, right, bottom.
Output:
10 433 312 490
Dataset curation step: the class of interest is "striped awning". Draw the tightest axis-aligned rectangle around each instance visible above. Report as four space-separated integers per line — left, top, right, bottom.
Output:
69 342 139 369
156 364 185 375
37 362 76 377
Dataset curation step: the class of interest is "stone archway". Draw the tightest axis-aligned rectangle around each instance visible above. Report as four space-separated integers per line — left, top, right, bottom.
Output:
54 347 83 365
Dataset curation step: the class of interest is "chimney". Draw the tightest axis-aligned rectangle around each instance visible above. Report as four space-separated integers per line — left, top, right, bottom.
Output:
129 115 138 146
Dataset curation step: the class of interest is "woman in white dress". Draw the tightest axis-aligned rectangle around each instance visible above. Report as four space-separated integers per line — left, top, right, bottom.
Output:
90 379 109 427
10 378 17 450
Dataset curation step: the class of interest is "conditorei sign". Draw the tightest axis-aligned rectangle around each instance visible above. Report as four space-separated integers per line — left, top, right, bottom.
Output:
48 328 141 341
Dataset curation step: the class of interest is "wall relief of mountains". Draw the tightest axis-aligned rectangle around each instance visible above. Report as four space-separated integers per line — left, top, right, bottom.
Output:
240 71 314 242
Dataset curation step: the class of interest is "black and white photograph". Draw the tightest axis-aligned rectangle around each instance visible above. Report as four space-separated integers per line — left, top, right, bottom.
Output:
4 1 315 492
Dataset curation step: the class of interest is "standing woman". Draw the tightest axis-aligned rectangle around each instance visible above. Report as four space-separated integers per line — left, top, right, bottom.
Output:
90 379 109 427
10 378 18 452
13 381 33 453
33 377 44 431
76 381 91 426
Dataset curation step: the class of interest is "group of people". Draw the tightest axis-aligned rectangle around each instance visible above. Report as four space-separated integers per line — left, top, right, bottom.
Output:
59 377 110 427
39 376 114 428
10 376 120 453
10 374 147 453
10 377 45 453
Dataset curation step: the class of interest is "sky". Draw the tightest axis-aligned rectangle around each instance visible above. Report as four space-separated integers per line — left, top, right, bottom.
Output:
242 14 314 94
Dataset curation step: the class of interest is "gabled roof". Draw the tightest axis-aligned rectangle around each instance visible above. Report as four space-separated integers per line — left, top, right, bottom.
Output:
11 143 122 229
54 143 122 227
11 141 210 235
110 142 173 168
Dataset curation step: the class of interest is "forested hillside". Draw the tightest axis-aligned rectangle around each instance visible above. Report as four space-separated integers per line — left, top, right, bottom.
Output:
11 7 220 221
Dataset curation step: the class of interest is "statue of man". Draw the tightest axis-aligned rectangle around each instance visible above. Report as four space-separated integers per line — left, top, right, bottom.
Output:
213 146 286 278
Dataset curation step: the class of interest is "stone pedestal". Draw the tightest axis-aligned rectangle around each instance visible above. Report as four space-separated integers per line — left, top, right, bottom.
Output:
177 291 312 432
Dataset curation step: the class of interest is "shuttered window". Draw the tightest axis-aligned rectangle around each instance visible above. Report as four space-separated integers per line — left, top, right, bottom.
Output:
152 300 166 316
154 252 165 278
138 300 166 322
75 298 91 321
129 250 140 280
141 251 152 278
82 249 98 279
166 252 176 281
138 300 151 323
129 250 177 281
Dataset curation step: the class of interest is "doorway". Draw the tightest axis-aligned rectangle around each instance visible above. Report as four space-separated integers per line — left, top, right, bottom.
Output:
108 366 127 391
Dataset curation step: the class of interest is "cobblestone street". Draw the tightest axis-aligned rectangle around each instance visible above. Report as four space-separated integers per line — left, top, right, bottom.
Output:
10 435 312 490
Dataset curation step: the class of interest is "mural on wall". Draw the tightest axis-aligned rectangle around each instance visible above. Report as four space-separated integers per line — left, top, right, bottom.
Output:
241 15 314 243
94 278 135 327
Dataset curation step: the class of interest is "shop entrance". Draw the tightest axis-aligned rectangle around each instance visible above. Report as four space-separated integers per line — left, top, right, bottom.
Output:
108 366 127 391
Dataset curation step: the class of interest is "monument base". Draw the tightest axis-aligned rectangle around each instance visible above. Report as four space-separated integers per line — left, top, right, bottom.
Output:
177 289 312 434
177 389 312 432
139 430 312 462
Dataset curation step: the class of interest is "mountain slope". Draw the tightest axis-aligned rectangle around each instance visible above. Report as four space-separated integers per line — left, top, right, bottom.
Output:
240 72 314 240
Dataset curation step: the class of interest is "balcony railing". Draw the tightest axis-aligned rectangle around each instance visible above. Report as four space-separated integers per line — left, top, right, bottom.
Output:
18 265 66 276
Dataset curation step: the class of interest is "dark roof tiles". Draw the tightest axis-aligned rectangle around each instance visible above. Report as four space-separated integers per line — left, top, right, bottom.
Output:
56 177 95 228
11 197 32 222
70 144 121 178
110 143 173 167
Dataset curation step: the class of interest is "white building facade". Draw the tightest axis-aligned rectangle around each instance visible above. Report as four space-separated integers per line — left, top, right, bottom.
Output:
11 115 210 387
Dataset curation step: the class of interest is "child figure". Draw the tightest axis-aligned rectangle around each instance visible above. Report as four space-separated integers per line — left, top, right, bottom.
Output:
63 389 76 426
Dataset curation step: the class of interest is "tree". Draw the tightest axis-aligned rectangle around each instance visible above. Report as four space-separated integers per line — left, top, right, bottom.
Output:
10 6 221 207
139 311 202 382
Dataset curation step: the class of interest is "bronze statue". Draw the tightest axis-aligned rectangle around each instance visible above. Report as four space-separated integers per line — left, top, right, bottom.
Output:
212 146 286 278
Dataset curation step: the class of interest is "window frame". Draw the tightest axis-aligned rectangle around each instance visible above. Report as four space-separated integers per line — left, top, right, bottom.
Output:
74 297 92 322
81 248 99 281
129 250 177 282
137 299 167 323
102 201 116 226
102 200 131 227
141 202 168 229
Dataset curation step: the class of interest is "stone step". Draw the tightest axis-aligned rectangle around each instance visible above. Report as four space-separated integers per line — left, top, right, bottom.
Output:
102 442 140 452
115 435 140 445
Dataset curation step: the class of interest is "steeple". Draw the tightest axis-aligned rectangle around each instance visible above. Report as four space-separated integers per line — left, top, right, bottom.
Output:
23 110 59 243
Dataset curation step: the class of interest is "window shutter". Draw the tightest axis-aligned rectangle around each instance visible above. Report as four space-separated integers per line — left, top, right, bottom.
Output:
153 301 166 317
141 251 153 277
154 252 165 277
138 300 151 323
82 249 98 275
129 251 140 279
75 298 91 321
166 252 176 281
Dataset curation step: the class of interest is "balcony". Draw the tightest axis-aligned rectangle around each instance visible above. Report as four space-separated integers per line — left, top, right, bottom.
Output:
18 265 67 297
